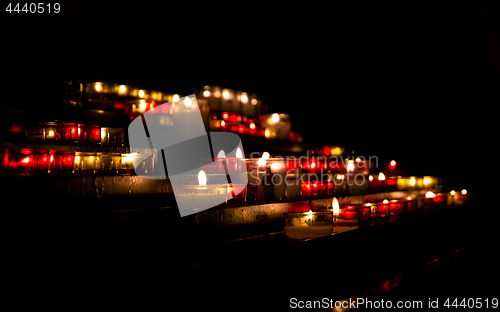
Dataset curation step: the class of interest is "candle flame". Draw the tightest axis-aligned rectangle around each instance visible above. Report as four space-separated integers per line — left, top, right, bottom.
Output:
261 152 270 160
425 191 436 198
407 196 412 200
198 170 207 187
236 147 243 159
450 190 455 196
332 197 339 215
461 189 467 195
203 90 210 97
217 150 225 159
383 199 389 204
184 96 192 107
173 94 179 102
347 160 354 173
271 113 280 123
369 175 373 182
378 172 386 181
409 177 416 186
305 209 313 221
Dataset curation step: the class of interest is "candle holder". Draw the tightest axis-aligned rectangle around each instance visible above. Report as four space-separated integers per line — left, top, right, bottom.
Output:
285 159 302 200
284 211 333 240
73 152 98 175
26 122 58 141
301 175 327 198
244 157 286 203
120 153 138 175
368 200 391 223
48 150 75 175
100 127 125 146
424 191 447 212
226 183 247 205
447 190 468 207
388 199 408 220
78 124 101 144
56 122 78 142
96 152 121 175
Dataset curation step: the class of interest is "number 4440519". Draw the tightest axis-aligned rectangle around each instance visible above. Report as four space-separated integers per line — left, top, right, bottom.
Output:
6 3 60 13
444 298 498 309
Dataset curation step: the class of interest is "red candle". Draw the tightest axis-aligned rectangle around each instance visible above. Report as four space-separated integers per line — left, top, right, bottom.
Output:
78 124 101 143
48 150 75 174
370 200 390 218
5 149 50 175
389 199 408 217
57 123 78 142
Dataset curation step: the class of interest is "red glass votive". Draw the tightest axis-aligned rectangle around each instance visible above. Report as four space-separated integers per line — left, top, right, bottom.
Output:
432 193 448 210
384 177 398 191
49 150 75 174
26 122 58 141
389 199 408 216
78 124 101 143
368 177 383 193
226 183 247 205
57 123 78 142
301 180 327 197
370 201 390 219
301 157 328 174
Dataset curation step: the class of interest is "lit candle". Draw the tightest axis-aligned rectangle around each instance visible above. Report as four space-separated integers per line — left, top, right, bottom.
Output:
370 199 390 222
284 210 333 239
285 158 301 200
389 199 408 218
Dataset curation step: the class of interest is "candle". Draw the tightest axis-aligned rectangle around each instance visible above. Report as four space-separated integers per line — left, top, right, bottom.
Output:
101 127 125 146
404 196 419 216
173 170 228 216
331 197 360 233
285 159 301 200
4 149 50 175
244 155 286 203
97 153 121 174
26 122 58 141
48 150 75 175
389 199 408 218
56 123 78 142
73 152 98 175
369 199 391 222
284 210 333 239
78 124 101 143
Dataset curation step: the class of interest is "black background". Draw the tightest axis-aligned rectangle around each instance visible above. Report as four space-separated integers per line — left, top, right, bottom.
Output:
2 1 498 194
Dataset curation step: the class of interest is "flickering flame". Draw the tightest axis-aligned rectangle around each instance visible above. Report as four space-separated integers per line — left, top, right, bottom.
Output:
423 176 430 186
118 85 126 94
264 129 270 138
217 150 225 159
461 189 467 195
240 93 248 103
332 197 339 215
383 199 389 204
184 96 192 107
173 94 179 102
198 170 207 187
450 190 456 196
251 98 257 105
203 90 210 97
95 83 102 92
262 152 270 160
249 122 256 129
222 91 229 99
407 196 412 200
139 100 146 111
369 175 373 182
347 160 354 173
390 160 396 168
378 172 386 181
305 209 313 221
138 90 145 98
271 113 280 123
47 130 54 137
355 157 361 162
425 191 436 198
236 147 243 159
409 177 416 186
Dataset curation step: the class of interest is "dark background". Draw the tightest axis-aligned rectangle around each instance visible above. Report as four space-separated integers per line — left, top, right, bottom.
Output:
1 1 498 194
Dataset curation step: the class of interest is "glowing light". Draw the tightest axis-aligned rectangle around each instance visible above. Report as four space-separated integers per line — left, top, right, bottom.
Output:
271 113 280 123
423 176 430 186
355 157 361 162
20 156 30 165
173 94 180 102
310 161 316 169
251 98 258 105
150 103 154 110
249 123 256 129
409 177 416 186
369 175 373 182
383 199 389 204
47 130 54 137
425 191 436 198
450 190 456 196
184 97 192 107
118 85 126 94
222 112 229 120
203 90 210 97
101 130 106 139
198 170 207 187
305 209 313 221
461 189 467 195
378 172 386 181
262 152 270 160
236 147 243 159
265 129 270 138
221 120 226 127
217 150 225 159
95 83 102 92
331 147 342 156
389 160 396 169
222 91 229 99
139 100 146 111
50 155 54 163
332 197 339 215
271 162 282 171
138 90 145 98
407 196 412 200
75 156 80 164
214 90 221 98
346 160 355 173
336 174 344 180
132 104 136 113
88 156 94 163
241 93 248 103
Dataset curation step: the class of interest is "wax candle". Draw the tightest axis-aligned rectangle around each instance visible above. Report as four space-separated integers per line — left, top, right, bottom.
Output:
48 150 75 175
26 122 58 141
78 124 101 143
97 152 121 174
285 159 302 200
331 197 359 233
389 199 408 218
101 127 125 146
244 156 286 203
57 123 78 142
4 149 50 175
284 210 333 239
73 152 98 175
369 199 391 222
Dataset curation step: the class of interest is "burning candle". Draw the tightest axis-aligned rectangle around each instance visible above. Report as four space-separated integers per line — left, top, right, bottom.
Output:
78 124 101 143
369 199 391 222
331 197 360 233
48 150 75 175
389 199 408 218
101 127 125 146
97 153 121 174
173 170 228 215
73 152 98 174
284 210 333 239
285 158 301 200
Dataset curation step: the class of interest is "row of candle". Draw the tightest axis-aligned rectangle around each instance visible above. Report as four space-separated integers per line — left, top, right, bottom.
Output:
284 190 469 239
